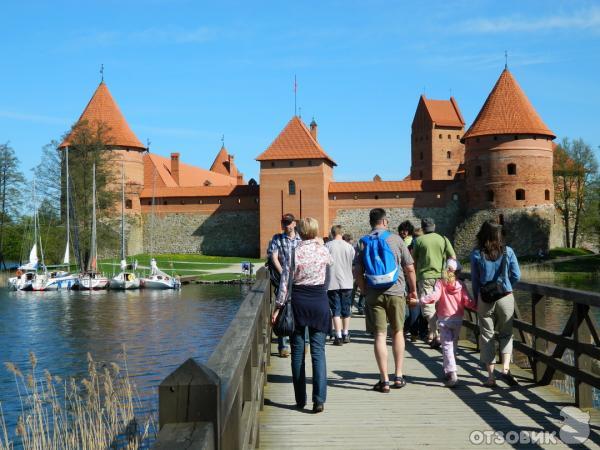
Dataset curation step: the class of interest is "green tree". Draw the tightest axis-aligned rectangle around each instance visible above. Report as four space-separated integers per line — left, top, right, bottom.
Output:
0 143 26 269
553 138 599 248
34 141 63 217
61 121 119 270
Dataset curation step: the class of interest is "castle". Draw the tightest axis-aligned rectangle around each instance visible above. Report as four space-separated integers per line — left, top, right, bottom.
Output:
59 67 563 258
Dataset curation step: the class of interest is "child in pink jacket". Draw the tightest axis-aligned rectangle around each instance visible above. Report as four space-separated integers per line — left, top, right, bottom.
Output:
419 259 477 387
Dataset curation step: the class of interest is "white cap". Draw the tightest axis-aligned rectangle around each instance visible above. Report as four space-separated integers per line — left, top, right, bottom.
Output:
446 258 460 272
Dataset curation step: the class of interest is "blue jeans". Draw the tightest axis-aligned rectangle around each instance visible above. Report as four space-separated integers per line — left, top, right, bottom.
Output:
278 336 289 351
290 326 327 406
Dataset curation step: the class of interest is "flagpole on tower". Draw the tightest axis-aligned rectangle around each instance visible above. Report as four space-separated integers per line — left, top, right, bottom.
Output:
294 74 297 117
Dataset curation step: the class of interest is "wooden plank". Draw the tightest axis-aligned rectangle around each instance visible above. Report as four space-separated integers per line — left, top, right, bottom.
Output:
258 316 600 450
153 422 214 450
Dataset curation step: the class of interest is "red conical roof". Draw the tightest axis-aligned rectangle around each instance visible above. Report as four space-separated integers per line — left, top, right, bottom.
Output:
256 116 336 165
60 82 145 149
209 146 235 176
462 69 555 141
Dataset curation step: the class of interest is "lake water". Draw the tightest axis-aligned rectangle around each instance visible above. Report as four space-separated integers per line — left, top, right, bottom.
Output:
0 284 247 442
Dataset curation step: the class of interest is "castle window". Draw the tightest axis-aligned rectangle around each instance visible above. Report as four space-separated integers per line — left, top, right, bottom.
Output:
494 136 498 141
447 134 451 140
486 190 494 202
163 201 168 205
332 195 337 200
288 180 296 195
498 214 504 225
374 195 379 200
218 199 222 204
452 193 459 201
353 194 358 200
456 135 460 140
514 135 519 140
199 199 203 204
545 189 550 201
446 151 451 159
237 198 241 204
289 161 294 167
271 161 275 167
125 199 132 209
475 166 482 177
439 134 442 139
254 198 259 204
507 163 517 175
516 189 526 200
180 200 185 205
447 170 452 177
420 152 423 161
308 160 313 166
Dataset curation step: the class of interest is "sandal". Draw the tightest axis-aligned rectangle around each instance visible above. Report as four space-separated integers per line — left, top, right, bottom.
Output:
500 370 519 387
483 379 497 388
429 338 441 349
392 375 406 389
373 380 390 393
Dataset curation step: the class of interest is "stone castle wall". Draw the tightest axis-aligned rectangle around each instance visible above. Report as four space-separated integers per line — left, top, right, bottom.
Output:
142 210 259 257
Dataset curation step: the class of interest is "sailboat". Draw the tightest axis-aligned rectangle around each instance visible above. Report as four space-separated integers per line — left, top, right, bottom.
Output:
8 181 49 291
73 164 109 290
44 146 78 290
110 162 140 290
140 167 181 290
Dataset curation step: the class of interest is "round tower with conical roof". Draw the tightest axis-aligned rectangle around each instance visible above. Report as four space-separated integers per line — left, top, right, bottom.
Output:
462 68 555 210
60 81 147 254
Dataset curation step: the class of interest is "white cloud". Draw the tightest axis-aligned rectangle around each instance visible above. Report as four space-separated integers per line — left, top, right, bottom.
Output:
73 26 222 48
461 6 600 33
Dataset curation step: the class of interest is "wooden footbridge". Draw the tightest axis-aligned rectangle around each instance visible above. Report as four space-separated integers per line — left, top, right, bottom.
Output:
152 269 600 449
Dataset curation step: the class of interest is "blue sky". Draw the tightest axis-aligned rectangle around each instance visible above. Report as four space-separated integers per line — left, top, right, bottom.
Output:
1 0 599 182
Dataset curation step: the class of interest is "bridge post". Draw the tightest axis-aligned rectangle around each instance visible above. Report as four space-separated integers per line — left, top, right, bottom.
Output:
574 303 593 409
531 293 547 383
158 358 221 449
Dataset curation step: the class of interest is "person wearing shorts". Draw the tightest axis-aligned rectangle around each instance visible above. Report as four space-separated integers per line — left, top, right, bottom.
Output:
354 208 418 393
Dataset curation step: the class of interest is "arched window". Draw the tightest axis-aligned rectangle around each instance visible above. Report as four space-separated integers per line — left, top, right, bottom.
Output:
516 189 526 200
288 180 296 195
475 166 482 177
446 151 451 159
498 214 504 225
487 190 494 202
451 193 459 201
447 170 452 177
507 163 517 175
125 199 132 209
545 189 550 201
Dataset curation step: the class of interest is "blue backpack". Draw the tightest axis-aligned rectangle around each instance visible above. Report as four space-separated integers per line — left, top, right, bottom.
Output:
360 230 399 289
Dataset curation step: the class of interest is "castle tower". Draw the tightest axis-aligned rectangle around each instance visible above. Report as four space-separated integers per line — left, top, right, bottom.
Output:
210 145 244 184
410 96 465 180
462 68 555 210
256 117 336 256
59 81 147 254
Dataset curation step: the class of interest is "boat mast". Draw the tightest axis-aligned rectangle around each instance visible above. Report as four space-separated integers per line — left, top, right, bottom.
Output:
33 179 46 272
121 161 125 262
90 164 97 273
64 146 70 267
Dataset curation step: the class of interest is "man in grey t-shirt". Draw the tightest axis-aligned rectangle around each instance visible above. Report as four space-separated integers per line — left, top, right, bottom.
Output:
354 208 418 392
326 225 355 345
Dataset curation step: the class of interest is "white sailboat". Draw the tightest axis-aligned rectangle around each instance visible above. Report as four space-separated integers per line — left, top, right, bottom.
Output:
8 181 48 291
111 162 140 290
140 167 181 290
44 146 77 290
73 164 109 290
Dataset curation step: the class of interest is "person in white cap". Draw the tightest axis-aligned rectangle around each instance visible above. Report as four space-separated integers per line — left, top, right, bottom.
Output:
419 258 476 387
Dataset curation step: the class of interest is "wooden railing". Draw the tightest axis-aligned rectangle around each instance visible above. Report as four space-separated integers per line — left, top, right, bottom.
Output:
461 276 600 409
152 268 271 450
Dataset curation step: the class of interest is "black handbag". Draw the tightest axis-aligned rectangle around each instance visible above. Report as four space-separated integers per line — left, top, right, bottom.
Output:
272 249 296 337
479 247 508 304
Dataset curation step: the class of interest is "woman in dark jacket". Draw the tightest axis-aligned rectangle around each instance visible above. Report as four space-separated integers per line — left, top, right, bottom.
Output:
271 217 332 413
470 220 521 387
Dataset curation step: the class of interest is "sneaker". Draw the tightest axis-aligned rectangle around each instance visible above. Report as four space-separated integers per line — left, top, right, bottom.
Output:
444 372 458 388
312 403 324 413
278 348 290 358
333 337 343 346
343 334 350 344
410 333 418 343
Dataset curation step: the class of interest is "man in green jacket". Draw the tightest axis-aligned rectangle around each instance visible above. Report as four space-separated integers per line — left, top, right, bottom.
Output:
412 217 456 347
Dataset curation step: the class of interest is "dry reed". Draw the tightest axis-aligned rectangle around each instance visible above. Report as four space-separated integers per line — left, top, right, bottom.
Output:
0 349 155 449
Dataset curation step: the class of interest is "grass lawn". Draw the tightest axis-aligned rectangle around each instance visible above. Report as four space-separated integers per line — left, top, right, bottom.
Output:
551 254 600 273
548 247 594 258
194 273 254 282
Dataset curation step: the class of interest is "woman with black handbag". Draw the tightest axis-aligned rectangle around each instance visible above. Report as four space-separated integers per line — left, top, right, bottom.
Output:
470 220 521 388
271 217 333 413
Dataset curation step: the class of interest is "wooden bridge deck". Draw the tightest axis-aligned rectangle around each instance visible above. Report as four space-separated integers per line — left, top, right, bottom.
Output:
259 316 600 449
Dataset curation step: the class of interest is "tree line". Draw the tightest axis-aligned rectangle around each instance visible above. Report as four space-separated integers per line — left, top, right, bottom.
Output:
0 121 119 270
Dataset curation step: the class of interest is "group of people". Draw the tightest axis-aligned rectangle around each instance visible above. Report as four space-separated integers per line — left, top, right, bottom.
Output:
267 208 521 413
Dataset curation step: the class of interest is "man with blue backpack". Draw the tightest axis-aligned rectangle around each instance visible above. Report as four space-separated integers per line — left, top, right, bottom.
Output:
354 208 418 393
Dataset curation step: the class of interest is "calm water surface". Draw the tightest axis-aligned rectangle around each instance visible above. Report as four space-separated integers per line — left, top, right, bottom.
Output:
0 284 246 436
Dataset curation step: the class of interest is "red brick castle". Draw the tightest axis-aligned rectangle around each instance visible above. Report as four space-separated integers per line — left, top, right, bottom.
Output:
61 67 561 258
